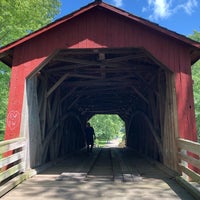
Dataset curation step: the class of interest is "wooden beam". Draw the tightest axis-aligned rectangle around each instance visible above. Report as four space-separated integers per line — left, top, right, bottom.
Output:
55 54 145 67
98 53 105 60
0 138 26 154
47 73 69 97
0 169 36 198
55 57 102 66
178 152 200 169
47 63 88 72
0 163 24 182
0 152 24 168
27 50 60 79
133 71 159 96
130 111 163 154
131 86 149 104
61 87 77 103
62 78 133 87
179 164 200 182
101 65 106 78
69 73 101 79
105 54 144 63
162 72 179 171
66 96 80 111
76 85 130 95
178 138 200 156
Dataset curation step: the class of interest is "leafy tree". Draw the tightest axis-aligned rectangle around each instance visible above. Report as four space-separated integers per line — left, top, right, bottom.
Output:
190 31 200 141
0 0 61 133
89 114 125 143
0 0 60 46
190 31 200 42
0 64 10 132
192 61 200 141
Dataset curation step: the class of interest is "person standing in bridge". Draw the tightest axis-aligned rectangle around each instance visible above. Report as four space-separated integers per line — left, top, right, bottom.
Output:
85 122 95 153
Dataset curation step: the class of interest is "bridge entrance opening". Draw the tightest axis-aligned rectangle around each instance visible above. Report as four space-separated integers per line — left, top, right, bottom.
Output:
23 48 178 171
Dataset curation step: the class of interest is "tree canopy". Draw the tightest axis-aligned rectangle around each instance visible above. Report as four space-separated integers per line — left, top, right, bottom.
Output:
0 0 61 132
0 64 10 132
89 114 125 143
0 0 60 46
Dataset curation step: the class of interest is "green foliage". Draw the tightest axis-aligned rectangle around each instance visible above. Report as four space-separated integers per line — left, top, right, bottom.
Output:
0 0 61 46
0 64 10 131
190 31 200 142
192 62 200 142
189 31 200 42
0 1 61 136
89 114 125 143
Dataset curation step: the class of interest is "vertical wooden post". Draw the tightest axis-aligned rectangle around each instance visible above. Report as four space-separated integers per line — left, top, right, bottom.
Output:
20 76 43 168
163 72 179 171
20 83 30 170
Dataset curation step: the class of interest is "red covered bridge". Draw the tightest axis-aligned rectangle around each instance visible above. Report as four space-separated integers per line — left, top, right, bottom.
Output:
0 1 200 199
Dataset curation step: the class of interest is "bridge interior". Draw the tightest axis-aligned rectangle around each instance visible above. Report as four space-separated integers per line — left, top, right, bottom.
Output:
25 47 177 171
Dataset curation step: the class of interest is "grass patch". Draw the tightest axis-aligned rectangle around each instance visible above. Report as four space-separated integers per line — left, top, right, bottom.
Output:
95 139 107 147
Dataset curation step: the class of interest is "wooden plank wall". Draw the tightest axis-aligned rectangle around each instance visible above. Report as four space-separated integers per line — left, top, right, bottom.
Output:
20 75 86 168
127 71 179 171
162 72 179 171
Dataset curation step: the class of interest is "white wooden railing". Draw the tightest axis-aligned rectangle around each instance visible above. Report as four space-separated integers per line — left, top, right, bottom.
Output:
177 138 200 182
0 137 36 197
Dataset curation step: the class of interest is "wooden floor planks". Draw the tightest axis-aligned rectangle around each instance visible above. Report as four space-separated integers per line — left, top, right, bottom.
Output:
1 148 197 200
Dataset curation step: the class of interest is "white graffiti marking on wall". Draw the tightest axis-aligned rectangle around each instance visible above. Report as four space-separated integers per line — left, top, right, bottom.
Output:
7 110 21 130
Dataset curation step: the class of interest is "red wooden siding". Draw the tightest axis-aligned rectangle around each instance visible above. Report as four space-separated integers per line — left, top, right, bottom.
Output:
3 5 198 142
11 9 191 70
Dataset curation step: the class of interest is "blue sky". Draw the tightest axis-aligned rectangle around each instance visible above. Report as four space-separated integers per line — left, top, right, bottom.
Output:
55 0 200 37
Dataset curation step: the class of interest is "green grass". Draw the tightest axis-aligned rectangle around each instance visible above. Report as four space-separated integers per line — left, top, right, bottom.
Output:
95 139 107 147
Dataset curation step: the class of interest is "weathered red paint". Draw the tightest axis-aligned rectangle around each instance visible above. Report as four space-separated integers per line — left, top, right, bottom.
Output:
0 1 200 143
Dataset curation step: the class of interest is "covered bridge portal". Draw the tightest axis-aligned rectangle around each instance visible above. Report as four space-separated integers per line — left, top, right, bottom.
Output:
1 1 200 172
